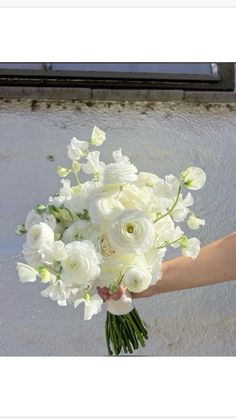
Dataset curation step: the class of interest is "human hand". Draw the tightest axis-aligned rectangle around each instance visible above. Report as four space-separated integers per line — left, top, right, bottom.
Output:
97 282 158 300
97 285 125 301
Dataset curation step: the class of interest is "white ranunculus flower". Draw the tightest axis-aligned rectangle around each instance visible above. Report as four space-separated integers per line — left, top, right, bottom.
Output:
67 137 88 160
119 184 153 214
181 167 206 190
62 220 93 244
90 126 106 146
65 180 102 214
187 213 205 230
16 262 38 283
52 240 67 261
123 267 152 293
103 149 138 186
135 171 161 188
27 222 54 250
61 240 101 286
74 294 103 320
108 209 154 253
182 237 201 259
82 151 106 176
89 189 124 225
25 209 57 232
41 276 71 306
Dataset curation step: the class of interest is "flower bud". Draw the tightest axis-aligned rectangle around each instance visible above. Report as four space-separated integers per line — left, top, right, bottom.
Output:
57 166 71 177
38 267 51 283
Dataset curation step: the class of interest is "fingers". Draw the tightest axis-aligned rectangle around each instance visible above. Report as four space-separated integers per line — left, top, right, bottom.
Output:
111 285 125 300
97 286 110 301
97 285 125 301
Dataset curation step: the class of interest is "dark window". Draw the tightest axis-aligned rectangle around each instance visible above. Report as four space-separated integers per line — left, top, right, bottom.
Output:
0 63 234 91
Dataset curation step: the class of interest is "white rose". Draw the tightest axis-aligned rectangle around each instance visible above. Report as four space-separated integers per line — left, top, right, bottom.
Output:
103 149 138 186
96 234 115 259
182 237 201 259
67 137 88 160
65 180 102 214
62 220 94 244
123 267 152 293
108 209 154 253
181 167 206 190
16 262 38 283
27 222 54 250
82 151 106 177
90 126 106 146
61 240 101 286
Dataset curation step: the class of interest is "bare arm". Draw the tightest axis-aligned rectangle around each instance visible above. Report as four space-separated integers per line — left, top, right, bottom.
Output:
132 232 236 298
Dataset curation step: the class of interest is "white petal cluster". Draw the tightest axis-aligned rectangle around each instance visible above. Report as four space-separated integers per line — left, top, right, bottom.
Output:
16 126 206 319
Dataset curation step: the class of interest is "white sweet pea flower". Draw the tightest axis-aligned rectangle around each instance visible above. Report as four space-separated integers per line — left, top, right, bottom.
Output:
82 151 106 177
90 126 106 146
74 294 103 320
182 237 201 259
181 167 206 190
123 267 152 293
108 209 154 253
27 222 54 250
41 276 71 306
16 262 38 283
61 240 101 286
187 213 205 230
67 137 88 160
103 149 138 186
171 192 193 222
22 242 42 268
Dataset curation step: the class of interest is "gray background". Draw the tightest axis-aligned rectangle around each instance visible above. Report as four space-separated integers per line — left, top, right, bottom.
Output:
1 98 236 355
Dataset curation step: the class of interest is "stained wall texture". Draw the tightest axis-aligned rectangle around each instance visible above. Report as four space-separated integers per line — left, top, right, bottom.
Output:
0 98 236 356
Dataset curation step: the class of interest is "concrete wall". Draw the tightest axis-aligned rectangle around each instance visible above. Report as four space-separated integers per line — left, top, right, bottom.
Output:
1 97 236 356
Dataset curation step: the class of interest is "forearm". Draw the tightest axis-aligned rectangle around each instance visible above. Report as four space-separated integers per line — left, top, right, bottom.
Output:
156 232 236 294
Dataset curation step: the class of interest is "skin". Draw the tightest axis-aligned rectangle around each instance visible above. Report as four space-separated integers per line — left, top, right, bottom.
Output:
97 232 236 301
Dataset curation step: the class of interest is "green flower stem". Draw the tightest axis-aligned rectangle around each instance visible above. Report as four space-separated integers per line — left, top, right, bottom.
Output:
126 314 145 347
105 315 113 355
132 308 148 339
74 171 81 189
154 184 181 223
156 235 184 250
123 316 139 350
105 308 148 356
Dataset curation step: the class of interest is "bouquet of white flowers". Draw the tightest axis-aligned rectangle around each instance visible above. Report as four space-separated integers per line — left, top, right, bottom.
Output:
16 126 206 355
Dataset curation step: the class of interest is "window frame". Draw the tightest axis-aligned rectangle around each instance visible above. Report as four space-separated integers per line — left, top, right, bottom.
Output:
0 63 234 91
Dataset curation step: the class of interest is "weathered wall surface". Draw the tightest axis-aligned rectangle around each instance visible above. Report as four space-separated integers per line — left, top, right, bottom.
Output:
1 98 236 356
